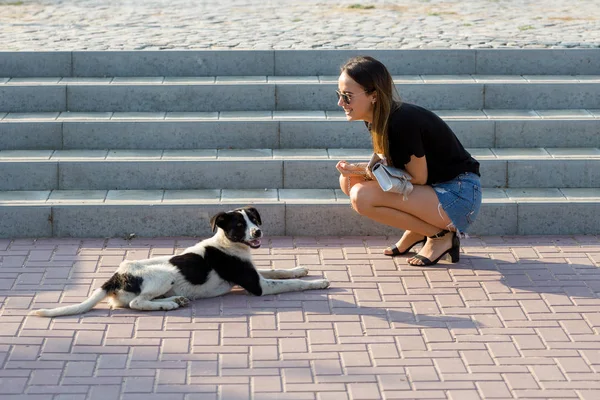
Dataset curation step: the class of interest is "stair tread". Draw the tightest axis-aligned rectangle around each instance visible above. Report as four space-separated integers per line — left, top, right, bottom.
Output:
3 75 600 85
1 148 599 161
2 188 600 205
2 109 599 121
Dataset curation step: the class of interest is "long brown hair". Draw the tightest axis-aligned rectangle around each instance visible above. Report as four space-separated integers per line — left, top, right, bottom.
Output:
341 56 401 164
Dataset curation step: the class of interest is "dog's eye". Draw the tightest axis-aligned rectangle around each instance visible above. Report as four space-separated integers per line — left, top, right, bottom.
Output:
237 223 243 227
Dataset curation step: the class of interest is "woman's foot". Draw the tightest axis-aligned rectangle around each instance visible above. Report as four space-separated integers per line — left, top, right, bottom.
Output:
408 230 459 266
383 230 426 256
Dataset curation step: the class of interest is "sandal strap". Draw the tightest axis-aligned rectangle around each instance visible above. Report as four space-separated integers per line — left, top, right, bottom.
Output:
429 229 450 239
411 254 433 265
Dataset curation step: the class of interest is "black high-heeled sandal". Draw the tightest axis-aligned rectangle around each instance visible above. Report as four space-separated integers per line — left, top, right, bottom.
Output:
409 230 460 266
384 236 426 257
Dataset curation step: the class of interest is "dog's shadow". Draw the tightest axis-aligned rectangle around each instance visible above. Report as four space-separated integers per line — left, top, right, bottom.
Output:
138 249 597 330
99 288 477 330
49 244 599 332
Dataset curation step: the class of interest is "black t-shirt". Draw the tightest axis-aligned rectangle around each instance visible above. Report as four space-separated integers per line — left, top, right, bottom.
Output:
375 102 480 185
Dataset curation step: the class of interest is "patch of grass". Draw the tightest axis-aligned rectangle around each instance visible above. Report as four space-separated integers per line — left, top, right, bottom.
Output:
291 18 302 22
463 23 473 26
1 1 24 5
348 4 375 10
518 25 535 31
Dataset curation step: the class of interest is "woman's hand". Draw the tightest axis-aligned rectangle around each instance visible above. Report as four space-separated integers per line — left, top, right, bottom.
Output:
336 161 369 177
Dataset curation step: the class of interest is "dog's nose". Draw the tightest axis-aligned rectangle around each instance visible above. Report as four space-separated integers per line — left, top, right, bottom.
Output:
252 228 262 238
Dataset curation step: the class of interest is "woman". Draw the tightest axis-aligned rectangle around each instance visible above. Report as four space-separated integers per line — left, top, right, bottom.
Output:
336 56 482 266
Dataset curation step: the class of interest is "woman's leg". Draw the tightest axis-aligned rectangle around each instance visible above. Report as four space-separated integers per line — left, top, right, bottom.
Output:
340 174 430 254
346 179 457 264
349 180 451 235
339 174 366 196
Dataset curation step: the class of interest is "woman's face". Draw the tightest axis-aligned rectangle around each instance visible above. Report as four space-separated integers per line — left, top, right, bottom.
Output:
337 71 376 122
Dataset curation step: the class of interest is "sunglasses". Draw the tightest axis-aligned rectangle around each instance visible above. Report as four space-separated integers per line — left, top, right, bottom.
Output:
335 89 369 105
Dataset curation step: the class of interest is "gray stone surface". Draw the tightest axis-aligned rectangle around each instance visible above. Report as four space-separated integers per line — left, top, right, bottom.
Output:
7 153 600 190
284 204 402 236
63 121 279 149
283 160 338 189
476 49 600 75
0 122 62 150
561 188 600 199
280 121 370 148
0 162 58 190
278 189 337 203
5 116 598 151
48 190 107 203
58 161 283 190
66 84 276 112
73 51 274 77
508 160 599 188
484 83 600 109
495 120 600 147
0 206 52 238
162 189 221 203
397 84 484 110
0 86 66 113
275 50 477 76
0 190 50 203
52 203 285 237
105 190 164 203
517 202 600 234
476 160 508 188
1 1 598 52
468 202 519 236
0 195 597 236
446 120 495 148
0 51 71 77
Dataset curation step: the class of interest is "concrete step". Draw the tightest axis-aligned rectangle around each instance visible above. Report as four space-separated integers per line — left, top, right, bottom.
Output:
1 148 599 191
0 188 598 238
1 110 599 150
1 76 599 112
2 49 599 77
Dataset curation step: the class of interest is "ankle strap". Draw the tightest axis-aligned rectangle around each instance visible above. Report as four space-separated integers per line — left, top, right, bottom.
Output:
429 229 449 239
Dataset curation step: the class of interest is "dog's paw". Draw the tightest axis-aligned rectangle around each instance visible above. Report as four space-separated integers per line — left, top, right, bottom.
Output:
159 302 181 311
174 296 190 307
291 266 310 278
311 279 330 290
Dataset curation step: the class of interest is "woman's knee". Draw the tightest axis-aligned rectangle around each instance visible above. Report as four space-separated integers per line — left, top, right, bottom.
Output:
349 184 375 215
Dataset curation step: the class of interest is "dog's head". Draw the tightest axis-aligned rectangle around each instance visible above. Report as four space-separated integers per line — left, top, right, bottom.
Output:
209 206 263 248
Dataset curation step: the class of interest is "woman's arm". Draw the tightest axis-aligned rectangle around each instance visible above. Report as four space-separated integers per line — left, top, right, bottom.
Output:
404 154 428 185
336 160 369 176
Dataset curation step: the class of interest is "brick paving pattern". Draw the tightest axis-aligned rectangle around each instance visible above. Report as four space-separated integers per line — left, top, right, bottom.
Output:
0 235 599 399
0 0 599 50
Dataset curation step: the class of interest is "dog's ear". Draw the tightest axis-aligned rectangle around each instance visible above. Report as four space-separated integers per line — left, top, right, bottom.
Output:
242 206 261 226
210 212 228 232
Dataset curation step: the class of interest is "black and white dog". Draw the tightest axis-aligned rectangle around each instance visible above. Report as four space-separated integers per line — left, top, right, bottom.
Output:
34 206 330 317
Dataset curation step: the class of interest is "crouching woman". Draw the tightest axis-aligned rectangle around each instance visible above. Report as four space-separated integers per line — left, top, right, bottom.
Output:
336 56 482 266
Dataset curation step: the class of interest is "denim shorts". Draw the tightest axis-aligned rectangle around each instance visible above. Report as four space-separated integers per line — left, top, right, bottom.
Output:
431 172 482 235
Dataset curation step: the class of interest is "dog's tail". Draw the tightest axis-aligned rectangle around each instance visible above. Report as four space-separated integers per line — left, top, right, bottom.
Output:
32 288 108 318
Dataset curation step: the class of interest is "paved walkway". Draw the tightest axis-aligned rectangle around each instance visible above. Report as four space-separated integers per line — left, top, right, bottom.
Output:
1 0 599 50
1 235 599 399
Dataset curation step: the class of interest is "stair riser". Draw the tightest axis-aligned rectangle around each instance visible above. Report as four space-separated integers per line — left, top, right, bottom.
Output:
2 83 599 113
1 119 599 150
2 159 599 190
2 50 599 77
1 202 598 238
